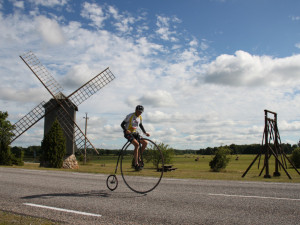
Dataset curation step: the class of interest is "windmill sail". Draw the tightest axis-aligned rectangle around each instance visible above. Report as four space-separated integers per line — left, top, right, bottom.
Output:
20 51 63 97
55 100 99 154
9 101 47 143
68 67 115 106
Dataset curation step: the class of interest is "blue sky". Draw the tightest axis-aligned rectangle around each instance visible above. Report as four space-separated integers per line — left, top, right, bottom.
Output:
1 0 300 149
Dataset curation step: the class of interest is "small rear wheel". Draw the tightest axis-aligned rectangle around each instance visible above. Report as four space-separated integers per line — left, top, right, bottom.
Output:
106 175 118 191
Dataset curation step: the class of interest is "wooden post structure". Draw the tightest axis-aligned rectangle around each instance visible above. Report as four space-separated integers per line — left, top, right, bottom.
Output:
242 109 300 179
83 113 89 164
263 110 271 178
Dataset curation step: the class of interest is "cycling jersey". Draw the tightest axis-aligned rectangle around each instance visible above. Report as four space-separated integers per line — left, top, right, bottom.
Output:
121 113 146 133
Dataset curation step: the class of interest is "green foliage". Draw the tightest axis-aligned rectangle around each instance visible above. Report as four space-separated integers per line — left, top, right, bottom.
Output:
0 141 12 165
0 111 15 165
144 142 174 169
198 143 293 155
209 147 231 172
11 147 24 166
290 148 300 168
40 119 66 168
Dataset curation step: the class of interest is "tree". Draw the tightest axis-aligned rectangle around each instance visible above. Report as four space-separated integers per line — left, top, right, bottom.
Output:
209 147 231 172
290 147 300 168
11 146 24 166
40 119 66 168
144 142 174 169
0 111 15 165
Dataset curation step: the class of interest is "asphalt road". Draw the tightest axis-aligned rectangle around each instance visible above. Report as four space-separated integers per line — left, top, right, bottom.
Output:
0 167 299 224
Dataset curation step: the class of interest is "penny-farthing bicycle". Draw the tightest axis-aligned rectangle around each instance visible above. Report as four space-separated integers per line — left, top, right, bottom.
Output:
106 134 164 194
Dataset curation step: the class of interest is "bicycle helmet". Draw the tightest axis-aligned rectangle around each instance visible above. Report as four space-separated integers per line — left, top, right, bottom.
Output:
136 105 144 112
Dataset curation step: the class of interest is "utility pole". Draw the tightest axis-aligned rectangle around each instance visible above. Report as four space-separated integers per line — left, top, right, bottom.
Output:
83 113 89 164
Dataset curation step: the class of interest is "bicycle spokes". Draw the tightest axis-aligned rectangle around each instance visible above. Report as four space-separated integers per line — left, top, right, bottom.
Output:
120 139 164 194
106 175 118 191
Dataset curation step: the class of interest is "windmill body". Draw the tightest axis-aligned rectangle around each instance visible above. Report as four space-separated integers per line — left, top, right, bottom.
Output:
44 94 77 156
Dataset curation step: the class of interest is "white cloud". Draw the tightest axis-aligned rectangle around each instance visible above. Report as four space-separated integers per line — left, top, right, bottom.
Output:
28 0 68 7
137 90 178 108
0 87 48 103
108 5 136 33
291 15 300 21
155 15 181 42
36 16 65 45
279 120 300 132
13 1 24 9
61 63 95 89
136 37 164 56
203 50 300 87
80 2 107 28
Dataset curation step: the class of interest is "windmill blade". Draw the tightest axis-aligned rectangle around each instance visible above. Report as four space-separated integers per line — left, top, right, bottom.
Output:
8 101 47 144
20 51 64 97
56 104 99 154
67 67 115 106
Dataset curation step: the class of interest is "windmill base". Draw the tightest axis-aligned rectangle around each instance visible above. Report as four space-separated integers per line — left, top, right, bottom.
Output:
63 154 79 169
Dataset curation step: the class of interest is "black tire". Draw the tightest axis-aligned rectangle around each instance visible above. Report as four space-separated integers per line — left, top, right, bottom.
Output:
120 138 164 194
106 175 118 191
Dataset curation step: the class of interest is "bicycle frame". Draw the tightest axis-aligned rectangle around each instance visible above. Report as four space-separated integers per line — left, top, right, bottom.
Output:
112 134 143 175
107 134 164 193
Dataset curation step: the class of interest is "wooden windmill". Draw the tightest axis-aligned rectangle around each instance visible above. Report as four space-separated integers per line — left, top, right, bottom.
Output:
7 51 115 159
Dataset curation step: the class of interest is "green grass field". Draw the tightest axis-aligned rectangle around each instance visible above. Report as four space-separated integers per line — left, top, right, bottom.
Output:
12 154 300 183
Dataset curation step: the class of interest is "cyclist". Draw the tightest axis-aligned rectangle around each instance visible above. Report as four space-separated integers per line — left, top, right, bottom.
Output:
121 105 150 170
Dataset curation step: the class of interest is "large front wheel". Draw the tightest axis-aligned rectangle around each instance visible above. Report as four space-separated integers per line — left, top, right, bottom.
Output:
120 138 164 194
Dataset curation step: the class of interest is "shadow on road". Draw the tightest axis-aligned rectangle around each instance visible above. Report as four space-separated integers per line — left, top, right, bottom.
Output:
22 190 110 199
21 190 146 199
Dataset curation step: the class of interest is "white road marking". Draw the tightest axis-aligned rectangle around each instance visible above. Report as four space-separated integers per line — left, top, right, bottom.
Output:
21 169 45 173
238 181 300 186
208 193 300 201
23 203 102 217
71 172 105 177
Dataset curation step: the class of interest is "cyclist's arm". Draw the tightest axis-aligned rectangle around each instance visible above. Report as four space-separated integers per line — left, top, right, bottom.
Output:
139 124 146 134
121 121 127 132
140 124 150 137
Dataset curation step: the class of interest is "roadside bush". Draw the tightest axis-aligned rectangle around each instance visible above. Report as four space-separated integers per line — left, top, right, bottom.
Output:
144 142 174 169
40 119 66 168
11 147 24 166
209 147 231 172
290 148 300 168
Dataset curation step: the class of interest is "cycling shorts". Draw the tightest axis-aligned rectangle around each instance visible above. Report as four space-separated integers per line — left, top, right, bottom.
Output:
124 132 140 142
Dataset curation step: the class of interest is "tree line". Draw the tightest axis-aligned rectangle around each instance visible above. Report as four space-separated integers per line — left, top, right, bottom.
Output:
11 142 297 160
196 143 297 155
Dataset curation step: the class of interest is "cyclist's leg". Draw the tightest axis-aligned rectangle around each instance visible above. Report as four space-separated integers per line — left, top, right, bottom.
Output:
124 133 140 166
132 138 139 166
140 138 148 154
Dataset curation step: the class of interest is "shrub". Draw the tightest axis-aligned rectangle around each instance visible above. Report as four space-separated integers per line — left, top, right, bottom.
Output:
144 142 174 169
290 148 300 168
40 119 66 168
11 147 24 166
209 147 231 172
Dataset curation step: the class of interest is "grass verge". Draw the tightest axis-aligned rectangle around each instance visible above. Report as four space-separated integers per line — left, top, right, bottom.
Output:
0 210 57 225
